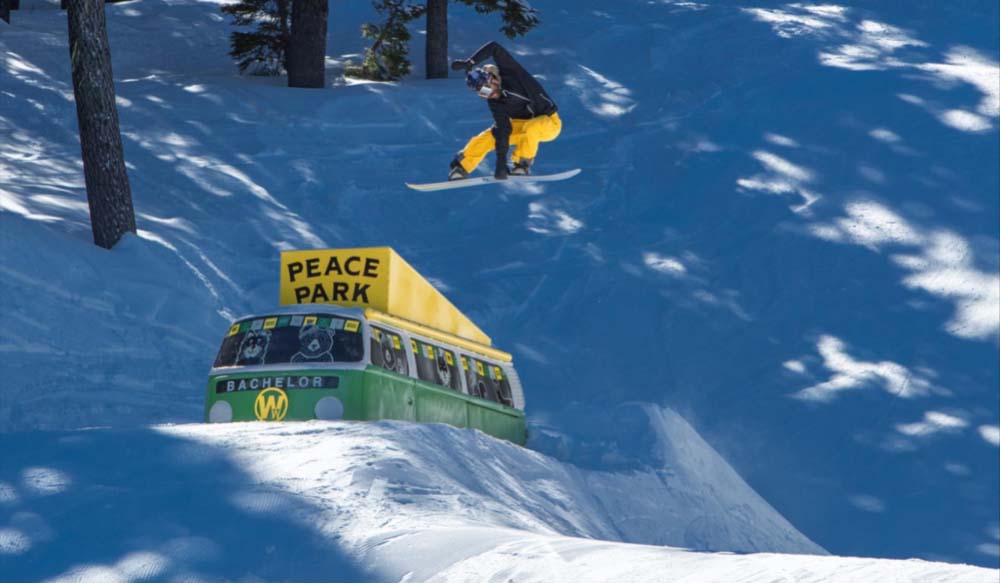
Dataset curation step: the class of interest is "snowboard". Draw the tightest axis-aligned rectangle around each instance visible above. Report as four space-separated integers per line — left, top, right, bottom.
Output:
405 168 581 192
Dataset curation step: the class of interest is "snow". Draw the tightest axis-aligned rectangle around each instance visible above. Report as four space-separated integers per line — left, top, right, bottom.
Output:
1 0 998 578
1 420 996 581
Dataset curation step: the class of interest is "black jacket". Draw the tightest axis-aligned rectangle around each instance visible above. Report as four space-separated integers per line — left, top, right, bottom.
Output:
466 42 557 165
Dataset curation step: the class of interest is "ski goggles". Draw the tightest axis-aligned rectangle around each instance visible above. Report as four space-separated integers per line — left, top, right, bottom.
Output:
465 68 491 92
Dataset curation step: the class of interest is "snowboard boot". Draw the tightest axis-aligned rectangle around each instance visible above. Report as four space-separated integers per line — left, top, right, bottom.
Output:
448 155 469 181
510 158 533 176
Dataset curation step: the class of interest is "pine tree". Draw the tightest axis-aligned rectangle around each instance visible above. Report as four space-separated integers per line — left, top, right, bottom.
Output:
370 0 541 81
222 0 291 75
287 0 328 87
66 0 136 249
2 0 16 24
424 1 539 80
456 0 538 38
424 0 448 79
346 0 425 81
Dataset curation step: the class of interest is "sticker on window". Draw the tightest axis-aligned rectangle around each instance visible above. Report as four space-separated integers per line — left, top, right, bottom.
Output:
228 324 241 336
263 317 278 329
345 320 359 332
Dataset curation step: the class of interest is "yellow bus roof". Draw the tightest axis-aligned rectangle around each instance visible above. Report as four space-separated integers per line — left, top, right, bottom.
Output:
279 247 492 346
364 309 512 363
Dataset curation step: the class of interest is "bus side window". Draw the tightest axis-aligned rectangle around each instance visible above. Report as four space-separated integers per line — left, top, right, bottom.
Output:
370 325 409 376
414 340 461 392
489 363 515 408
461 355 501 404
460 354 480 398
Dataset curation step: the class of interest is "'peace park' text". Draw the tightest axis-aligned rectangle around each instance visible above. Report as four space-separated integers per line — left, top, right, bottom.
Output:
286 255 381 304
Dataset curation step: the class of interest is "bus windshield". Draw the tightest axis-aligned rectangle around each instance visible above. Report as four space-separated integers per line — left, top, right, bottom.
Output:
213 313 364 368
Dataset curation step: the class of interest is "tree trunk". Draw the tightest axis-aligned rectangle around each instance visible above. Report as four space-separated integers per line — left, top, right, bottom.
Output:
67 0 136 249
287 0 326 88
9 0 19 13
425 0 447 79
1 0 10 26
277 0 289 67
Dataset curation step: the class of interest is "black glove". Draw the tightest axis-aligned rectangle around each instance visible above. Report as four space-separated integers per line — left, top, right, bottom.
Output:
494 161 509 181
451 59 473 72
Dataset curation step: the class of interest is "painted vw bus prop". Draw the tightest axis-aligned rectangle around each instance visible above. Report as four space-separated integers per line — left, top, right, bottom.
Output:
205 247 527 444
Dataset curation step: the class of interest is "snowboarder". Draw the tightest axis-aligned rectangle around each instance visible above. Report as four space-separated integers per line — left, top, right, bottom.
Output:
449 41 560 181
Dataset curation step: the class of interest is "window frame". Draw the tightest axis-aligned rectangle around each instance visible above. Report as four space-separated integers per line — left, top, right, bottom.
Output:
366 321 414 378
407 333 466 393
458 353 517 408
211 310 370 373
364 318 524 411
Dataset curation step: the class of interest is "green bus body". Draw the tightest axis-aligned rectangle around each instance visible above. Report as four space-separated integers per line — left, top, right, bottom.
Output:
204 307 527 445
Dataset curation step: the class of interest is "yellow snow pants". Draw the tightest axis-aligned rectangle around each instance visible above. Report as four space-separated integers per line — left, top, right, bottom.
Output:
458 112 562 173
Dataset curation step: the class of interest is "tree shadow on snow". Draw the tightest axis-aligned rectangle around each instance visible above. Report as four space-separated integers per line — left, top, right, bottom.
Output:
0 427 376 581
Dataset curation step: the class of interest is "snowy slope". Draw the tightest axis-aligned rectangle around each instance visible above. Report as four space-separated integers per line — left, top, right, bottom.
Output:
1 420 995 582
1 0 998 572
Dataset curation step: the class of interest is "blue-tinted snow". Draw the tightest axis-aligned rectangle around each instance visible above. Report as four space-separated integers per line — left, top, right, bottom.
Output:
0 0 997 573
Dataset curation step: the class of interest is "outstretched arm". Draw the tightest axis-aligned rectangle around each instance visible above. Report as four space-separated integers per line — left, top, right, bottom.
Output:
452 41 529 79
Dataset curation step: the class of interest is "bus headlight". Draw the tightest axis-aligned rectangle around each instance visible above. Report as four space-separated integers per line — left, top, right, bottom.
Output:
314 397 344 420
209 401 233 423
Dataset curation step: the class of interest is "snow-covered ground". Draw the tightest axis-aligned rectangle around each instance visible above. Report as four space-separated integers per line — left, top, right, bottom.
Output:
1 0 998 579
1 420 995 581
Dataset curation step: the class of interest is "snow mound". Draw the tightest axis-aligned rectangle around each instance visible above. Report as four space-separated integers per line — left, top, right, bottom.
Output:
2 420 995 581
175 410 826 556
